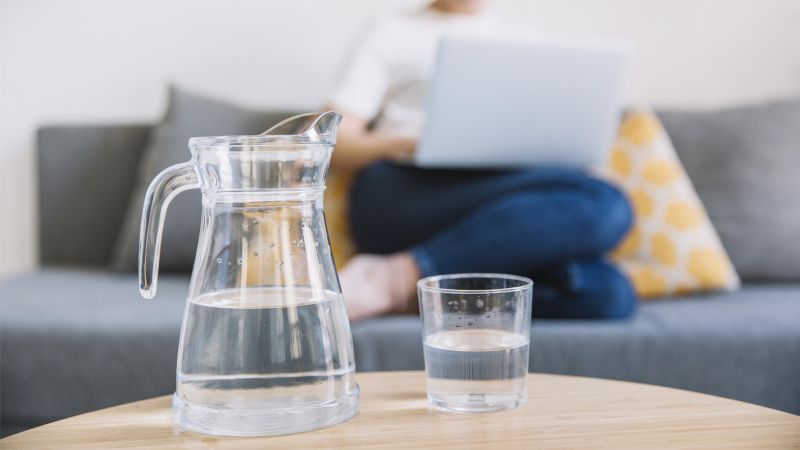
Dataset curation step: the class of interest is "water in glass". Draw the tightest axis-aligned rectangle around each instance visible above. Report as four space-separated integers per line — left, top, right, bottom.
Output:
424 329 529 412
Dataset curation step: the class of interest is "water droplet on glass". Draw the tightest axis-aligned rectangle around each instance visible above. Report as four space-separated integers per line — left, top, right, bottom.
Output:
253 252 259 257
298 240 305 248
467 322 474 326
236 257 242 265
216 258 222 264
314 241 320 247
476 299 484 308
269 242 275 248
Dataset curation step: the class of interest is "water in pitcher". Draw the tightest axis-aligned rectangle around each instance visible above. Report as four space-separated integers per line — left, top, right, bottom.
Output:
423 329 529 412
174 287 357 435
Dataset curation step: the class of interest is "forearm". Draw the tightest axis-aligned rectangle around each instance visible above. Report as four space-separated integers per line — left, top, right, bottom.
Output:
327 106 417 172
332 133 392 172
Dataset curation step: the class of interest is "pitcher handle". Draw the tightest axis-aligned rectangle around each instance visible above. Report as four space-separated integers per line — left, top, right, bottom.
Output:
139 162 201 299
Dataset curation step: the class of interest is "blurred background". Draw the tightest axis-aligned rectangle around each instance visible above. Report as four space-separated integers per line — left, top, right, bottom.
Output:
2 0 799 278
1 0 799 438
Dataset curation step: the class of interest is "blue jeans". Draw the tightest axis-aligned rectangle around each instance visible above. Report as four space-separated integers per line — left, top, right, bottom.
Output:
348 162 637 319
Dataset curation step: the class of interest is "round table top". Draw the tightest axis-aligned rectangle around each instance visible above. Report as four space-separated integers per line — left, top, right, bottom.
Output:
4 371 798 449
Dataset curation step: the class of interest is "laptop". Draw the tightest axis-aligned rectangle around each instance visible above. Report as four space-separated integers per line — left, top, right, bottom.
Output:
415 37 631 168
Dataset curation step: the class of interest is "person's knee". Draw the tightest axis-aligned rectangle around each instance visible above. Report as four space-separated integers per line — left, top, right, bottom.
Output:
583 179 633 253
596 278 637 319
580 261 637 319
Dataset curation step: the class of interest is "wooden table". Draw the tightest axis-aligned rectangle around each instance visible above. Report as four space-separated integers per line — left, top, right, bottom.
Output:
3 371 798 449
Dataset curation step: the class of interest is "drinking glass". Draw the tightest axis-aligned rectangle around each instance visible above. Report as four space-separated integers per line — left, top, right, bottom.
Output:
418 273 533 413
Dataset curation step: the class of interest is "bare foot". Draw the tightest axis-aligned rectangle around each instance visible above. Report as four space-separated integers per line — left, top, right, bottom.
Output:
339 252 420 321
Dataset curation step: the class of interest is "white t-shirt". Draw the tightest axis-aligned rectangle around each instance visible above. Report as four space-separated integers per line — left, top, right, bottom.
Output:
330 9 498 137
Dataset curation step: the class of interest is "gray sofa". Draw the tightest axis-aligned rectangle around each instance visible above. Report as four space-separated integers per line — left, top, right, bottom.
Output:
2 109 799 436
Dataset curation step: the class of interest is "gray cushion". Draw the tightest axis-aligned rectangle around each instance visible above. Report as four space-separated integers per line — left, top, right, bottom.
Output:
37 125 151 265
2 270 798 435
658 100 800 281
112 86 296 271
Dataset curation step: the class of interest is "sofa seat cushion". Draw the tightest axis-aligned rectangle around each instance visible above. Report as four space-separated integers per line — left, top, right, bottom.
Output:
353 285 800 415
0 269 188 432
2 270 798 435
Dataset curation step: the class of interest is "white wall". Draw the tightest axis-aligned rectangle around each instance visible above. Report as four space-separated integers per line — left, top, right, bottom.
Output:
1 0 798 277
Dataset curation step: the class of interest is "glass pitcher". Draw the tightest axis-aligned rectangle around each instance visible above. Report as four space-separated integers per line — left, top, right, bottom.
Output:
138 112 359 436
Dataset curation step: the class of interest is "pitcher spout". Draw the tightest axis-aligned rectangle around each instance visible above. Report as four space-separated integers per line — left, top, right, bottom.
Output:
261 111 342 145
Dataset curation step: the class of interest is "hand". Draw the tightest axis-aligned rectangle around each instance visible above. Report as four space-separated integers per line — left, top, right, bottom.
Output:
380 136 418 162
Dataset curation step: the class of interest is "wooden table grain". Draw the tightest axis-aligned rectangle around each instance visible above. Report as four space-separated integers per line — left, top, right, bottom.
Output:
3 371 798 449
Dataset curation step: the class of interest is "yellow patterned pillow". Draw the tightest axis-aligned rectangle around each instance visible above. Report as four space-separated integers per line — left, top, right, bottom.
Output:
599 110 740 298
325 110 740 299
324 172 357 268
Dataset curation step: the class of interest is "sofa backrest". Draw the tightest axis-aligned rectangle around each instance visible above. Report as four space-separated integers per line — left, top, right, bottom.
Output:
37 125 151 266
37 99 799 281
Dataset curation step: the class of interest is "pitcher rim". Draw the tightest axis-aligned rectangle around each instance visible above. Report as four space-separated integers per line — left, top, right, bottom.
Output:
189 135 336 149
